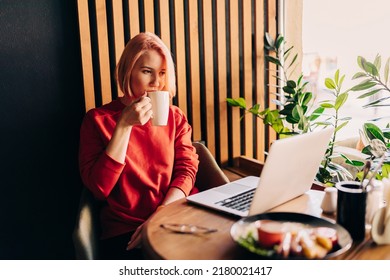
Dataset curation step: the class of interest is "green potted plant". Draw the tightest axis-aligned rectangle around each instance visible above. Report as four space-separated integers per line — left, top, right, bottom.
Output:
227 33 353 186
343 55 390 181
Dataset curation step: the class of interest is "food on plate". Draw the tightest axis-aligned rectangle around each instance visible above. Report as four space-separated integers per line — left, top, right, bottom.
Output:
256 220 285 248
256 220 305 248
313 227 338 247
299 229 328 259
255 220 339 259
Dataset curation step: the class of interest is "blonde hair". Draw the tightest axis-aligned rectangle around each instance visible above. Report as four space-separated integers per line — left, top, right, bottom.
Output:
116 32 176 98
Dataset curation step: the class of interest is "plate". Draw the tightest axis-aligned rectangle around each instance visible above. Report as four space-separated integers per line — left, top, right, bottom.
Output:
230 212 352 259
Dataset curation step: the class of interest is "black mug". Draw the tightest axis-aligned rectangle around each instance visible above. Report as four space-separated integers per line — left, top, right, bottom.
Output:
336 181 368 241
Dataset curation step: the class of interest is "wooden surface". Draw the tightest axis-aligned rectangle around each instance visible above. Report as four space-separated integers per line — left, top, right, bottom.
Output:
142 190 390 260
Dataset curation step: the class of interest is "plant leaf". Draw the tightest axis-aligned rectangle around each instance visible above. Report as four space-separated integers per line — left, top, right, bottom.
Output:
283 85 295 94
364 123 385 142
339 75 345 88
383 131 390 139
226 97 246 109
352 72 366 79
286 80 296 88
287 53 298 69
309 107 325 121
338 116 352 121
340 153 365 167
297 75 303 86
265 55 282 66
357 56 367 70
284 46 294 57
314 121 333 126
320 103 334 108
249 103 261 115
374 54 381 72
335 121 349 132
363 96 390 108
334 69 340 84
264 32 275 49
385 57 390 85
226 98 240 107
275 35 284 49
335 92 348 110
357 88 382 99
350 81 377 91
325 78 336 89
363 61 379 76
381 163 390 178
301 92 313 106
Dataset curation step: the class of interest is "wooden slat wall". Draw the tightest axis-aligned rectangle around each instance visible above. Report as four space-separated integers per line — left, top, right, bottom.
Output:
76 0 278 167
267 0 278 144
255 0 266 162
202 0 216 156
229 0 241 165
216 0 228 164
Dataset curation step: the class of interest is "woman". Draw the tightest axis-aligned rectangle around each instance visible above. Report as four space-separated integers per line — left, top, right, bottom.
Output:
79 32 199 259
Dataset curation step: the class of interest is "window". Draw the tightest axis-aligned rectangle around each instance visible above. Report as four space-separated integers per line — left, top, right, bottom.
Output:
302 0 390 140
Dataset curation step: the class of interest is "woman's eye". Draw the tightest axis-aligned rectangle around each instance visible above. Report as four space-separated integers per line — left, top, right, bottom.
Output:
160 71 166 76
142 70 152 74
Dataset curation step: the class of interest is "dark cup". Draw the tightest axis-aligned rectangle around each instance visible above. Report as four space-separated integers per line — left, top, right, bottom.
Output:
336 181 368 241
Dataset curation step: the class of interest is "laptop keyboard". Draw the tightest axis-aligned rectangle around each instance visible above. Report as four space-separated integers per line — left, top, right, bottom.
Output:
215 188 255 212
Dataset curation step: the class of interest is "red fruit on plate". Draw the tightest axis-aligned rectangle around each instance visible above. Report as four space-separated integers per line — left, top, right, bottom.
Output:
257 220 285 248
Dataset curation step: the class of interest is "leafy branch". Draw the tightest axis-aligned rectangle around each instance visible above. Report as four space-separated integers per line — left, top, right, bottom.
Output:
315 70 353 184
351 55 390 109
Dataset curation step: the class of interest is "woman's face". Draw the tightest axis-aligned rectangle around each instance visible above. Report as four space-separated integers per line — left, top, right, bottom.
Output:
130 49 166 98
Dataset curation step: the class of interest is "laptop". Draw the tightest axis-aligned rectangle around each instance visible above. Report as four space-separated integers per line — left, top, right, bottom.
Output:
186 127 334 217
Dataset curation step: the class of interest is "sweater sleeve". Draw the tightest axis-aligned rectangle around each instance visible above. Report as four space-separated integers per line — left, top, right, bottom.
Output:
78 111 125 200
169 108 199 196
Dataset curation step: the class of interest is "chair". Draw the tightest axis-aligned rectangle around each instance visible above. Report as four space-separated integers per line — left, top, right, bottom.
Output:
72 141 229 259
192 141 230 191
72 187 100 260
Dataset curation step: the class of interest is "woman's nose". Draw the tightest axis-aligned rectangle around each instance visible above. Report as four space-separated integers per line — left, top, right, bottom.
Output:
150 74 160 87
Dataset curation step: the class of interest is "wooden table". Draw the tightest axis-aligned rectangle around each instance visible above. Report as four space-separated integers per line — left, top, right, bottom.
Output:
142 190 390 259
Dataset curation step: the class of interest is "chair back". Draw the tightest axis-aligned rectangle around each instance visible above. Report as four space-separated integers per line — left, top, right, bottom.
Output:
72 188 100 260
193 141 229 191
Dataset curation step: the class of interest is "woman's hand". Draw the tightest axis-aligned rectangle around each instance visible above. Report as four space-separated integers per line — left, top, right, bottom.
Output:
119 96 153 127
126 222 144 250
126 188 185 250
105 96 152 164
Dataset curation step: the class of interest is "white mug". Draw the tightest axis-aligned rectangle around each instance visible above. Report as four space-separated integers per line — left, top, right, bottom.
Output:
147 91 169 126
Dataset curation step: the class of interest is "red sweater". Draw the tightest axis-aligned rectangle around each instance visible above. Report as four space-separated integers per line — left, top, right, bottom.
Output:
79 99 199 239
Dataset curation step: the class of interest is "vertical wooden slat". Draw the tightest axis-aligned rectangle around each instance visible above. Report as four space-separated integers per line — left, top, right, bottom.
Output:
144 0 155 33
242 0 253 157
267 0 278 144
216 0 229 165
202 0 215 156
255 0 265 162
173 0 188 116
128 0 140 38
188 0 201 141
159 0 171 49
112 0 125 97
77 0 96 112
230 0 241 163
112 1 125 62
95 0 112 105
